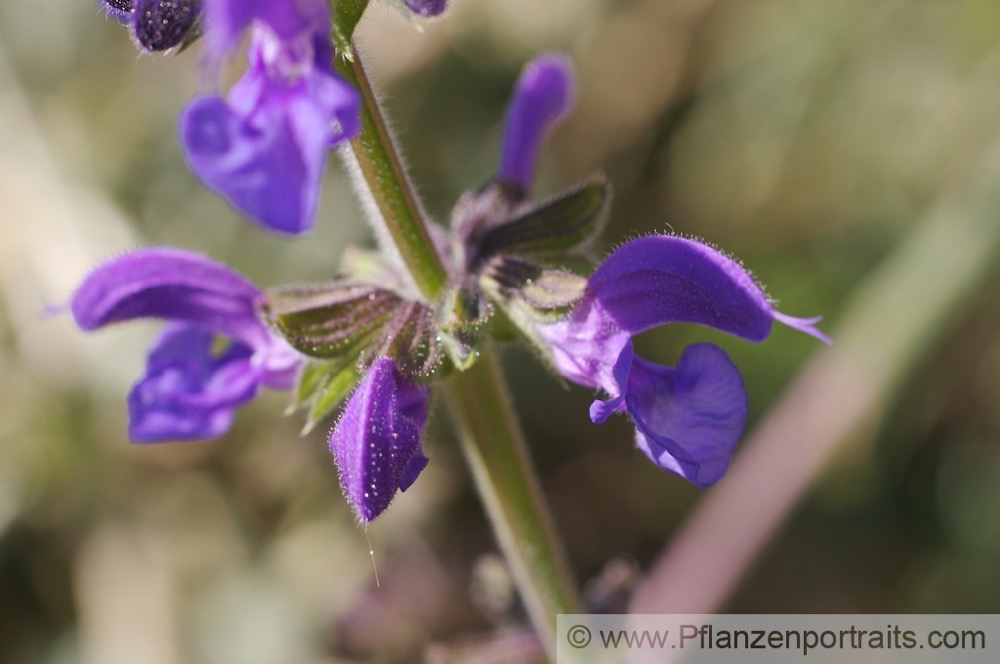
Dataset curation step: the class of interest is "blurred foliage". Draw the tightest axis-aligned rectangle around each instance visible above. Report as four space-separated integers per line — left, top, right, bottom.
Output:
1 0 999 662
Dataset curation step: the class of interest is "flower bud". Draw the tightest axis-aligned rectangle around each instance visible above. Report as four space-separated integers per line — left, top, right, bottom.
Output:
133 0 201 51
102 0 201 52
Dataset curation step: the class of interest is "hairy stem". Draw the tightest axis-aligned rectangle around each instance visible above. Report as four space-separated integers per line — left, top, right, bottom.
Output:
335 46 449 301
445 348 583 657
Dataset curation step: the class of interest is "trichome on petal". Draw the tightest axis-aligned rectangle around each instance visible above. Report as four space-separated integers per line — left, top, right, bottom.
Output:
329 357 431 522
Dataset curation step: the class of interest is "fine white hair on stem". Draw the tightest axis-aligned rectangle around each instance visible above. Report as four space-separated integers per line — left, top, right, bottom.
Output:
336 143 419 298
336 38 443 300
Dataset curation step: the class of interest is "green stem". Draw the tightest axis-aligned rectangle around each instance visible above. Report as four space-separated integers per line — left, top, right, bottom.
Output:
444 349 583 657
335 47 449 301
337 43 582 657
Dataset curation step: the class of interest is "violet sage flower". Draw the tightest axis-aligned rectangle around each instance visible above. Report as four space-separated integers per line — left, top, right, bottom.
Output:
329 357 431 522
64 47 829 520
178 0 360 235
458 53 831 489
71 248 299 441
539 235 831 487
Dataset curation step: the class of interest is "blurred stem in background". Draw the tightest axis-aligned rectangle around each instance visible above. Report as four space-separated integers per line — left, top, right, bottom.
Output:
630 122 1000 614
336 40 582 658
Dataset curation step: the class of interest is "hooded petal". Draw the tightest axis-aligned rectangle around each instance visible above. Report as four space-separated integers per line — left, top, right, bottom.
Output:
625 343 747 488
587 235 774 341
329 358 431 522
127 324 261 441
179 31 360 234
540 234 830 393
586 235 831 344
498 54 575 197
70 247 267 346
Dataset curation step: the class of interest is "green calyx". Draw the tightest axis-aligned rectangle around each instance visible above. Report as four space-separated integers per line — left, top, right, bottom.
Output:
264 171 611 432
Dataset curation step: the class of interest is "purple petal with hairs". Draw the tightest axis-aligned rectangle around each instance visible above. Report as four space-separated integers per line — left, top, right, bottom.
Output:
587 235 774 342
588 235 832 344
71 247 300 441
329 358 431 522
70 247 265 345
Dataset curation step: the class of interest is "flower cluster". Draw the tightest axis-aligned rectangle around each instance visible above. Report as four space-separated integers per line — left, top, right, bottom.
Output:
75 9 830 523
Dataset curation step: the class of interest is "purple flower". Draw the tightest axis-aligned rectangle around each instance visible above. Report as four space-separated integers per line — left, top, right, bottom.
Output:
71 248 299 441
329 357 431 522
540 235 831 487
498 54 575 198
178 0 360 234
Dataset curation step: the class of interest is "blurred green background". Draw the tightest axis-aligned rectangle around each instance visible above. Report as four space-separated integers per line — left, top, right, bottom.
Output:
1 0 999 662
